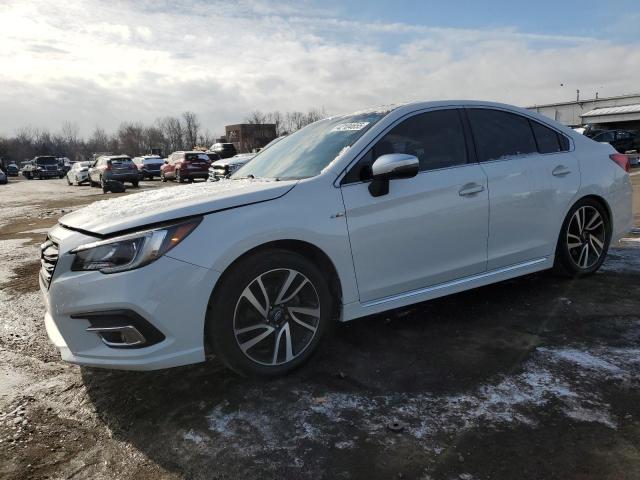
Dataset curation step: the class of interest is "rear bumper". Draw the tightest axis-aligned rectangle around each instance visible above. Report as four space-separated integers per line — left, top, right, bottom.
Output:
183 171 209 179
104 173 141 182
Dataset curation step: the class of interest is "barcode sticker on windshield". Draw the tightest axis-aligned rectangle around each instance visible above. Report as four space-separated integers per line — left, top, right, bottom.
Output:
331 122 370 132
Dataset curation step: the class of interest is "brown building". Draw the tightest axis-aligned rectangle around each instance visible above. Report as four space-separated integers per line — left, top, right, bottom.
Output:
225 123 277 153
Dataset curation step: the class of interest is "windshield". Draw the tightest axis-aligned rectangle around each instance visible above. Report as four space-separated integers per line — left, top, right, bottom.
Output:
110 157 132 164
36 157 58 165
232 112 386 180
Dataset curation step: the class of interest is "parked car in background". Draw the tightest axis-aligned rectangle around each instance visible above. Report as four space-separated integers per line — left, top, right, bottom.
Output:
160 151 211 183
66 161 93 185
203 151 221 162
39 101 632 376
208 153 256 180
0 169 7 185
591 129 640 154
58 157 73 174
89 155 140 192
208 136 287 181
208 142 237 159
6 163 19 176
22 156 63 179
133 155 165 180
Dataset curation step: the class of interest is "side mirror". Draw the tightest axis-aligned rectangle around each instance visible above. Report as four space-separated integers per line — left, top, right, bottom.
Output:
164 160 169 164
368 153 419 197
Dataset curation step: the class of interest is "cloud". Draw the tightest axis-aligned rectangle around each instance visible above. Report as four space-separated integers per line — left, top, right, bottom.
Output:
0 0 639 137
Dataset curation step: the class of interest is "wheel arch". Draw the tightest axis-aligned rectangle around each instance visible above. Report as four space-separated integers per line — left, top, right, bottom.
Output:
568 194 613 235
204 239 344 351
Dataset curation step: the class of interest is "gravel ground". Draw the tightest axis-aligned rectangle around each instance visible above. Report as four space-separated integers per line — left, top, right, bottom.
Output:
1 173 640 480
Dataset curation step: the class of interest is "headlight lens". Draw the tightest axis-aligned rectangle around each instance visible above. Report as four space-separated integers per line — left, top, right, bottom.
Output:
70 217 201 273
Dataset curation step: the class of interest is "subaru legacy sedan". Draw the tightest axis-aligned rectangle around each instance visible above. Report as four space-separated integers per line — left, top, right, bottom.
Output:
40 101 633 376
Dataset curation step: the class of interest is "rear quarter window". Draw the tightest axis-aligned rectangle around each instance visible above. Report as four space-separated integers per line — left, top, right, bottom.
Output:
530 121 561 154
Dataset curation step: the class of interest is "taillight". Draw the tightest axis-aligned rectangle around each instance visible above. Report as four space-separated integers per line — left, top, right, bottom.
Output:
610 153 630 173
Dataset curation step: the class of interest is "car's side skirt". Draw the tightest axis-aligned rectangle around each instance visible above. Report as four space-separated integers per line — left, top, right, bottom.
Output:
341 256 552 321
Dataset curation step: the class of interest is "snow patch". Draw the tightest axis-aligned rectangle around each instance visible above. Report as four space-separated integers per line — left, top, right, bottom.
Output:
62 178 278 226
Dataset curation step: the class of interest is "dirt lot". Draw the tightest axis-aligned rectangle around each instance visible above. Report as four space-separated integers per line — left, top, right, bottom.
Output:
1 173 640 480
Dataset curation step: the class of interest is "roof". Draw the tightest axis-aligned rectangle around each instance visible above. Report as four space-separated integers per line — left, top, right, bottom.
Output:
581 104 640 118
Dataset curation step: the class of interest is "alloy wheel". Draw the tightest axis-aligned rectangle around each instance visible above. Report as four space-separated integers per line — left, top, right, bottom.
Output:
233 268 321 366
566 205 606 269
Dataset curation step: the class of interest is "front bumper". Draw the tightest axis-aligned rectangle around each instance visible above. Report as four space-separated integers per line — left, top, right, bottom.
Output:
41 227 220 370
37 170 61 178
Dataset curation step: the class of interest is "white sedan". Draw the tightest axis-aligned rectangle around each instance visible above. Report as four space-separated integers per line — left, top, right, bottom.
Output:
66 161 93 185
40 101 633 376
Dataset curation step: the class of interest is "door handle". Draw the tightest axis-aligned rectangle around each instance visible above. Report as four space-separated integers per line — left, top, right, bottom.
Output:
458 183 485 197
552 165 571 177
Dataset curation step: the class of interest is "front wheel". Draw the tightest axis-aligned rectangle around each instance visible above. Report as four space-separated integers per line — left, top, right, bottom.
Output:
132 180 139 187
160 171 167 182
176 169 183 183
207 250 334 377
553 198 610 277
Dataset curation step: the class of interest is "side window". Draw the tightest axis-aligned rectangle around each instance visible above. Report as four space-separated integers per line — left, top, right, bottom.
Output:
530 120 561 154
617 131 631 140
343 109 467 183
467 109 537 162
594 131 614 142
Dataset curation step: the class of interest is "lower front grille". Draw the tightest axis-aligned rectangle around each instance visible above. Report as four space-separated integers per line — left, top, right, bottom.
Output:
40 238 59 289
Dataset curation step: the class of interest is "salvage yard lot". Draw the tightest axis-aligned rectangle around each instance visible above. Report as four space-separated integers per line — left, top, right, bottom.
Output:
1 173 640 480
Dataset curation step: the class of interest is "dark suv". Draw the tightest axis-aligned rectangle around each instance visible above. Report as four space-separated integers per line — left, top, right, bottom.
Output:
208 143 237 159
591 129 640 153
22 156 63 179
160 151 211 183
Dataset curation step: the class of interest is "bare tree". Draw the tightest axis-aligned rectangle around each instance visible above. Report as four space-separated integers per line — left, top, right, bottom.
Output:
116 122 145 156
182 111 200 149
158 116 184 153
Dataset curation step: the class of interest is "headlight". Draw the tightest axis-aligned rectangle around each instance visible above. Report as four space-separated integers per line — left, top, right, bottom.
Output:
70 218 201 273
227 163 242 173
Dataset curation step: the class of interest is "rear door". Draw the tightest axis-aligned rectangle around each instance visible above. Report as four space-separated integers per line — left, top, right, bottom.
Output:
466 108 579 270
340 108 489 303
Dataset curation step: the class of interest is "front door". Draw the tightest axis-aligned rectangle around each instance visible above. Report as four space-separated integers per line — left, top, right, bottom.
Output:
340 108 489 303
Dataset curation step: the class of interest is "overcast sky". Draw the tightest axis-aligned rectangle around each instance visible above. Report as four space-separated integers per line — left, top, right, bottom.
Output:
2 0 640 137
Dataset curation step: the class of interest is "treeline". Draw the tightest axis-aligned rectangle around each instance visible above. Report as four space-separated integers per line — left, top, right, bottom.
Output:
0 108 327 163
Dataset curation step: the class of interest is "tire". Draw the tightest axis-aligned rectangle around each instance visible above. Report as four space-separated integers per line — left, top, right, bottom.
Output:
161 171 167 182
207 249 334 377
100 176 108 194
553 198 610 278
66 175 71 185
132 180 139 188
176 169 183 183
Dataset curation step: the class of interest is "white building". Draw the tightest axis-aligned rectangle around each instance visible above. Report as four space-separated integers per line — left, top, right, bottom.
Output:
527 93 640 131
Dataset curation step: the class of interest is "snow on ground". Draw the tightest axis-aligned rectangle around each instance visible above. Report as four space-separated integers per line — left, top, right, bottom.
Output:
199 341 640 460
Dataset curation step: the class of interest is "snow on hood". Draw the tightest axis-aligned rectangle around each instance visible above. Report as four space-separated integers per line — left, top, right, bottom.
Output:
59 178 297 236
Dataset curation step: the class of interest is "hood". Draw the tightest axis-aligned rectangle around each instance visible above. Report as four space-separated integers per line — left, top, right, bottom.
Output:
59 178 297 236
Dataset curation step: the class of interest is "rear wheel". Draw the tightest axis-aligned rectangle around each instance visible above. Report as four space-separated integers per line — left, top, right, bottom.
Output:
66 175 71 185
132 180 139 187
161 171 167 182
553 198 610 277
207 250 333 377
